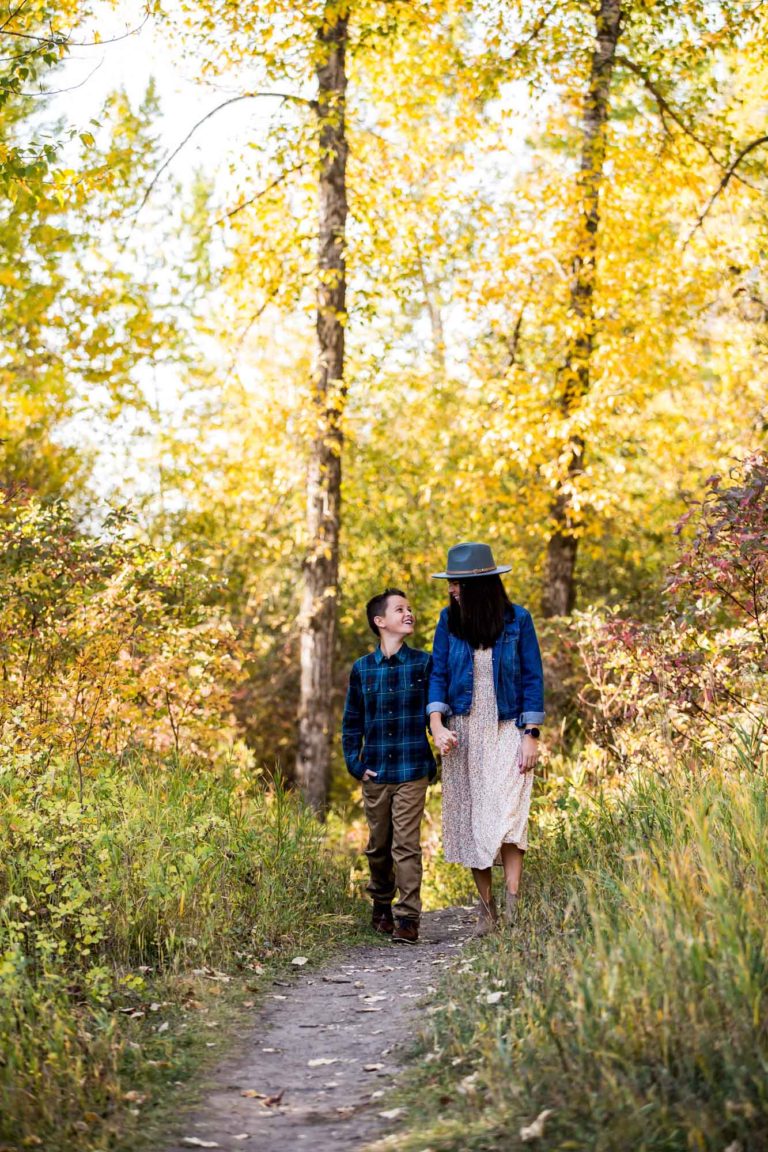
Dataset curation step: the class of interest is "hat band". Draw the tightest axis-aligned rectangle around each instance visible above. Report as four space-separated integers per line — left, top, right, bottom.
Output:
445 565 498 577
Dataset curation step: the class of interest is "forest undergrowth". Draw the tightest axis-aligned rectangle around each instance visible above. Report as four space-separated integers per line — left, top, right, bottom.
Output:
387 746 768 1152
0 759 361 1152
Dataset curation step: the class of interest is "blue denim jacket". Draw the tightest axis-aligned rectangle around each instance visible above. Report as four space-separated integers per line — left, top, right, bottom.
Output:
427 604 545 726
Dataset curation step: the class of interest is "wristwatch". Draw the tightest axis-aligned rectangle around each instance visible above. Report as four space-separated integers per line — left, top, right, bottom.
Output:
524 727 541 739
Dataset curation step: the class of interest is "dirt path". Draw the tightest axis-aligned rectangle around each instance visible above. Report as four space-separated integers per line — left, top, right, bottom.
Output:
166 906 475 1152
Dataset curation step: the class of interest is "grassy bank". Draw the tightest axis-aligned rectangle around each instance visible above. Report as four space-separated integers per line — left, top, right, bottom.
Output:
387 753 768 1151
0 757 361 1152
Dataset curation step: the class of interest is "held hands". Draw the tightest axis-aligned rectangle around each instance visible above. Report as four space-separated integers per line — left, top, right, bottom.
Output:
430 720 458 757
362 769 378 781
519 733 539 774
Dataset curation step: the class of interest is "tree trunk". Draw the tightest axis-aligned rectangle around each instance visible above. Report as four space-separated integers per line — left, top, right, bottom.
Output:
541 0 623 618
296 3 349 815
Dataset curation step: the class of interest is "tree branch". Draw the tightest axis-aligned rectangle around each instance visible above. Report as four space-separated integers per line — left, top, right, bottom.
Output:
214 160 307 226
222 293 279 383
509 2 559 62
506 301 526 368
686 134 768 244
136 91 312 215
616 53 730 175
0 0 32 35
20 57 102 97
0 11 150 47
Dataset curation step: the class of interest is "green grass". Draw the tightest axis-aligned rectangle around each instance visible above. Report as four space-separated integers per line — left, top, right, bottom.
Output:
0 755 363 1152
383 753 768 1152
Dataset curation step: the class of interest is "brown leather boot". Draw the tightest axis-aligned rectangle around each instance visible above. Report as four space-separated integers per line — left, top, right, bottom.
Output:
371 902 394 934
503 891 519 927
472 896 499 937
392 917 419 945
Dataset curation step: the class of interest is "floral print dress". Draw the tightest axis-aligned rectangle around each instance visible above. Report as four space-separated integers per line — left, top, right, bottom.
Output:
441 647 531 868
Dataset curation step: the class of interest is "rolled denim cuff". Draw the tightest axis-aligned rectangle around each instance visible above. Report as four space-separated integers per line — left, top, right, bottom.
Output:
519 711 546 726
427 700 451 718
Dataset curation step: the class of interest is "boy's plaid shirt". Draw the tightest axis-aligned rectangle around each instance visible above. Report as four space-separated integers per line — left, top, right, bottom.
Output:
342 644 436 783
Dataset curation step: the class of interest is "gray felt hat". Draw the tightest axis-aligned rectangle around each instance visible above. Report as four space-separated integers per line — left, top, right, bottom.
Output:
431 541 512 580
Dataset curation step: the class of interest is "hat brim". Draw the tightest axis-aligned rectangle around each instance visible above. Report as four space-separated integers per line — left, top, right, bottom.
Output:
431 565 512 579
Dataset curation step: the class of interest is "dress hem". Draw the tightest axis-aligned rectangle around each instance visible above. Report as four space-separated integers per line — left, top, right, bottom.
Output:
444 837 527 869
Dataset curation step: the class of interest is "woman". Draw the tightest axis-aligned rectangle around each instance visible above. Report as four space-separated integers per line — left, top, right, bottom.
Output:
427 541 545 932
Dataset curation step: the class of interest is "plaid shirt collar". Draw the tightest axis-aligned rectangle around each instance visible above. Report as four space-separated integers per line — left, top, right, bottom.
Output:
374 643 409 665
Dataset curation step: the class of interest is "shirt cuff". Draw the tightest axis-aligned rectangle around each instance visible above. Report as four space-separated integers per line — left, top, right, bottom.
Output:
519 711 546 726
426 700 451 718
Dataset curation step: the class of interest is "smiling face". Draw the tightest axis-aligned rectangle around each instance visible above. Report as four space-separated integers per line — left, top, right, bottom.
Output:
448 580 462 604
374 594 415 637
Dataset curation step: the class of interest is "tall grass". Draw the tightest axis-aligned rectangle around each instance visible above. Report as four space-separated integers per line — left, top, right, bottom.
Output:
391 753 768 1151
0 755 359 1150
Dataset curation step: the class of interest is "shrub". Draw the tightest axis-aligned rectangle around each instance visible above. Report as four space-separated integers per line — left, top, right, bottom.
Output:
574 456 768 773
0 498 244 775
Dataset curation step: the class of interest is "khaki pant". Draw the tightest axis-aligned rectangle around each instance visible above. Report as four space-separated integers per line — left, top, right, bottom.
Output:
362 776 429 922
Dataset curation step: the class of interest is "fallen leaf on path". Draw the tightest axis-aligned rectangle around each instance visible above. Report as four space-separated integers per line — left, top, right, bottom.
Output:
378 1108 403 1120
263 1091 284 1108
308 1058 338 1067
192 968 231 982
322 975 352 984
457 1073 480 1096
291 956 308 966
240 1090 266 1099
362 993 387 1002
272 995 287 1001
355 1007 382 1013
180 1140 220 1149
363 1063 384 1072
520 1109 554 1142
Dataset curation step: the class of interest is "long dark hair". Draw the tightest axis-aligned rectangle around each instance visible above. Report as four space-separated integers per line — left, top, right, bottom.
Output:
448 575 511 649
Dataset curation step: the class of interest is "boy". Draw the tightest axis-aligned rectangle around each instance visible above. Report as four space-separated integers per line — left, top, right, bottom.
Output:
342 588 435 945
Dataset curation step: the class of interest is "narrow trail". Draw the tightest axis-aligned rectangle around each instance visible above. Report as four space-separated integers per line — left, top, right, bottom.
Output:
166 906 475 1152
